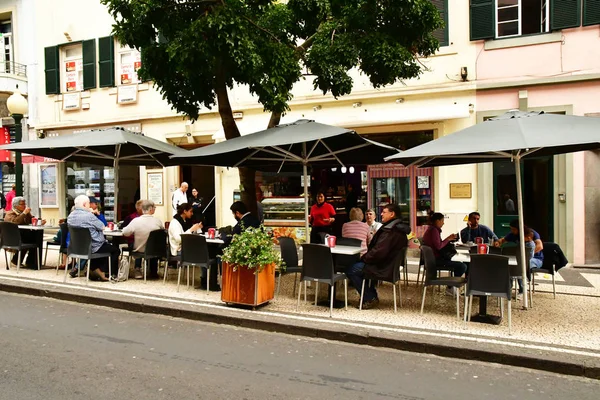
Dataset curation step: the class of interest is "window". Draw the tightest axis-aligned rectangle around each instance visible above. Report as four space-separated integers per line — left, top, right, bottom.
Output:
61 44 83 93
0 19 13 74
117 44 142 85
496 0 549 38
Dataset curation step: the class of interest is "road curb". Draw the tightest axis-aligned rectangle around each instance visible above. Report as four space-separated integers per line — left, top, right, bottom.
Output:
1 279 599 380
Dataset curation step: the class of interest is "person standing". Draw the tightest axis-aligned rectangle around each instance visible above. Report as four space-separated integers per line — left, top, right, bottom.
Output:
344 184 358 215
308 191 336 244
171 182 189 214
188 188 204 224
5 184 16 212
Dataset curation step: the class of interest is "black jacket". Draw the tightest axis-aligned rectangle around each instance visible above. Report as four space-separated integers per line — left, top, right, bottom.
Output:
362 218 411 280
542 242 568 271
223 213 261 247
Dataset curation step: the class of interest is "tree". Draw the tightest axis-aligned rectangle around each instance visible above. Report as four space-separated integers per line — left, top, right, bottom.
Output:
101 0 442 211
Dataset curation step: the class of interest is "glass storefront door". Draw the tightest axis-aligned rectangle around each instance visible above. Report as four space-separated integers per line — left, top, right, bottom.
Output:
371 177 410 224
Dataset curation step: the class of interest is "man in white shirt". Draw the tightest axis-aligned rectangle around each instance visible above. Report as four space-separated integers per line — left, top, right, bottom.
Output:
171 182 189 214
123 199 165 279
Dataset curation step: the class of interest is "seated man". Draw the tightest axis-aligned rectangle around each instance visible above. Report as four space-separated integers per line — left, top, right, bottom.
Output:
67 195 120 281
122 199 164 279
222 201 261 247
460 211 498 244
495 219 544 269
4 196 45 269
345 204 411 309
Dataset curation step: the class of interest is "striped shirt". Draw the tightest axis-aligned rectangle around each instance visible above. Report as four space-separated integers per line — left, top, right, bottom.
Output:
341 220 370 255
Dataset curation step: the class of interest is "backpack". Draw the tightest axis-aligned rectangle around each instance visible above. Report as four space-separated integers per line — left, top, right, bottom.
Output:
112 257 131 282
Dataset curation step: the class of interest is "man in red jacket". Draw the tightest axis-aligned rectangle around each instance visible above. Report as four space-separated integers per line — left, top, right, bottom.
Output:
345 203 411 309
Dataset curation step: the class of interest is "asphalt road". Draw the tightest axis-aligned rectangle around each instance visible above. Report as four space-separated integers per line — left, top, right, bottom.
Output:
0 292 598 400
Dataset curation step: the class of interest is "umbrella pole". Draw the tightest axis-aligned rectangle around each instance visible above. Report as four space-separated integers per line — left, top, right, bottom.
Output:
515 154 529 309
303 162 309 245
113 145 120 223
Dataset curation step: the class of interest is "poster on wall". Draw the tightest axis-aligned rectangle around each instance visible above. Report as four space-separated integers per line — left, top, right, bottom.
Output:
147 172 163 205
39 164 58 207
0 127 11 162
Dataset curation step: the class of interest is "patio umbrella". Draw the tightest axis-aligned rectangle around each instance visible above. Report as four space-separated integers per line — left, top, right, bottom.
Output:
0 127 189 218
385 110 600 308
171 119 401 237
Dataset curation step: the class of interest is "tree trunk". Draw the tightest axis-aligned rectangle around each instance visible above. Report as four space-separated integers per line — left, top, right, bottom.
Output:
215 67 257 215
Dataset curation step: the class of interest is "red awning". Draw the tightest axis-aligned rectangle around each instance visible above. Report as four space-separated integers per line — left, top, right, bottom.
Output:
22 155 60 164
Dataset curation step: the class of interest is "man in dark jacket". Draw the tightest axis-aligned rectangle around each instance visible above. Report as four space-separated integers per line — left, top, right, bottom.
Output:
222 201 261 247
345 203 411 309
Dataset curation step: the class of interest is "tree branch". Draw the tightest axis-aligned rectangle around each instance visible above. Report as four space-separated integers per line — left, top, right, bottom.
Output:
267 112 282 129
215 64 241 140
295 32 317 54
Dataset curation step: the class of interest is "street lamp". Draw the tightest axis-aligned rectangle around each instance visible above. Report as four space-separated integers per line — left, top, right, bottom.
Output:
7 88 28 196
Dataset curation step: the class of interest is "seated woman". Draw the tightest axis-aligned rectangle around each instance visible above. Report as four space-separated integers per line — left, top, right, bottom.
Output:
421 212 466 295
168 203 202 257
341 207 370 256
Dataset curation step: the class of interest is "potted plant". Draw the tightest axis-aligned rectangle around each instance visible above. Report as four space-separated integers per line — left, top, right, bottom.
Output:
221 227 283 307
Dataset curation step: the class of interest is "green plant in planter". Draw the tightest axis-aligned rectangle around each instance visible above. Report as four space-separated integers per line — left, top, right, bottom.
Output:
221 227 284 273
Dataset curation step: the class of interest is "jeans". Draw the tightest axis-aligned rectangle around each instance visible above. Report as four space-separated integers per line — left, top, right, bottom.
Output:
516 257 544 293
345 262 377 302
436 259 468 277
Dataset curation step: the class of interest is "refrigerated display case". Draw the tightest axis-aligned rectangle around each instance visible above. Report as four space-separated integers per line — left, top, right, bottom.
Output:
371 177 410 224
261 197 308 243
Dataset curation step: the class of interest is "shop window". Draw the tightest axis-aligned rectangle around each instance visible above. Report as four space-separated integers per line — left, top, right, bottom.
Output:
0 19 14 74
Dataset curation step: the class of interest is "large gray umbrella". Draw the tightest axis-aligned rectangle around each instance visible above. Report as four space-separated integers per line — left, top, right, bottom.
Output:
385 110 600 308
0 127 189 218
172 119 400 237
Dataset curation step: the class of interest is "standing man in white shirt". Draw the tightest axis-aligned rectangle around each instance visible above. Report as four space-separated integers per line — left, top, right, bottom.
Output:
171 182 189 214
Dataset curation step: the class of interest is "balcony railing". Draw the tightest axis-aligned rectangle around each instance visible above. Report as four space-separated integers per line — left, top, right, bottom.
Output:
0 61 26 77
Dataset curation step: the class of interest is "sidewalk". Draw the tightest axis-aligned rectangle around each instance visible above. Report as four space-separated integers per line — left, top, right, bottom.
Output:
1 253 599 379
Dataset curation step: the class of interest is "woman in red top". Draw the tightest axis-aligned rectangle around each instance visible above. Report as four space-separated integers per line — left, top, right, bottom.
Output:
309 192 336 244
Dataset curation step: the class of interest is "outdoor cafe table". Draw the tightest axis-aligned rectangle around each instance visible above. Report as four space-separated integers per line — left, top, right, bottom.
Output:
18 225 58 268
452 251 518 325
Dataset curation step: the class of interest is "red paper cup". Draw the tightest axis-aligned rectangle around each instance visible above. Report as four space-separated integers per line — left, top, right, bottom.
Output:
31 217 38 226
327 235 337 248
477 244 488 254
475 237 483 244
108 222 114 230
208 228 215 239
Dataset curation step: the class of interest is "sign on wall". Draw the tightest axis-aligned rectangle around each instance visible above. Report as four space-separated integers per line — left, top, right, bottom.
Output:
39 163 58 207
449 183 472 199
147 172 163 205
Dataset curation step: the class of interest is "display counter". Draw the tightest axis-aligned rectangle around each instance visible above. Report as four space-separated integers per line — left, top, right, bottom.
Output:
262 197 308 243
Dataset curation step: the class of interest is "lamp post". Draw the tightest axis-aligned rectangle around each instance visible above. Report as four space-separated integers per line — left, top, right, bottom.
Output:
7 88 28 196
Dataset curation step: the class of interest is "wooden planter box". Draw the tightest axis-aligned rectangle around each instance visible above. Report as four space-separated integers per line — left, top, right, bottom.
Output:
221 262 275 307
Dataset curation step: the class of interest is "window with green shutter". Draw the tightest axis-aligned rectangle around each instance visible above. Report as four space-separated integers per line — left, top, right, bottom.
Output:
583 0 600 25
550 0 581 30
432 0 449 47
82 39 96 90
470 0 495 41
44 46 60 95
98 36 115 87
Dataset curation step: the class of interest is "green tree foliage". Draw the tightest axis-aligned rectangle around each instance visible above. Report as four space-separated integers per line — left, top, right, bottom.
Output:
101 0 442 209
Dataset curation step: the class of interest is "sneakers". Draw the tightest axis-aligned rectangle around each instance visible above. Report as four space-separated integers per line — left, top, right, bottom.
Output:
134 269 143 279
69 267 79 278
361 298 380 310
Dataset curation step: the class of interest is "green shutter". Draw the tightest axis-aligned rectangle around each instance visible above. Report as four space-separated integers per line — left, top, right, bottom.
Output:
82 39 96 90
550 0 581 30
98 36 115 87
470 0 495 41
583 0 600 25
432 0 449 47
44 46 60 95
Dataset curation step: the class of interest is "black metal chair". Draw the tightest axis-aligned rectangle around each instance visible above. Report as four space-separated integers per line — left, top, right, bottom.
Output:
533 242 562 299
297 244 347 318
176 234 217 293
129 229 169 282
67 226 112 284
333 237 362 273
276 237 303 298
420 245 466 319
501 245 533 306
0 222 40 273
53 223 70 275
360 246 407 313
464 254 512 334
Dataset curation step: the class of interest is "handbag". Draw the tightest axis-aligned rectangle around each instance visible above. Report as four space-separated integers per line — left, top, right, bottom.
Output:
439 242 457 261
